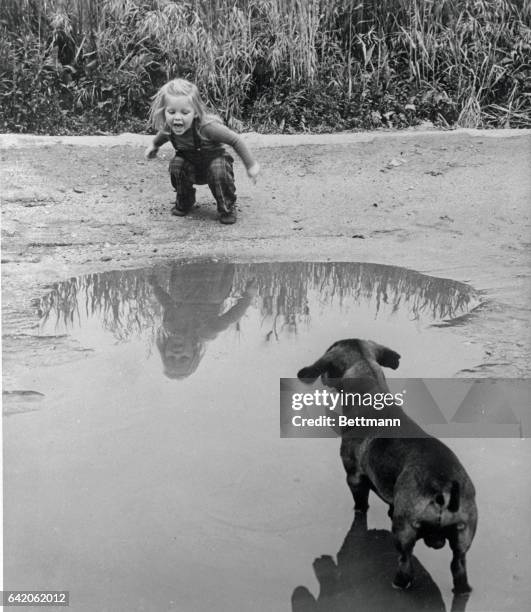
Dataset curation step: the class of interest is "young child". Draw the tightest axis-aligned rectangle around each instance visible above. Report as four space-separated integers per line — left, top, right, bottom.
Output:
145 78 260 224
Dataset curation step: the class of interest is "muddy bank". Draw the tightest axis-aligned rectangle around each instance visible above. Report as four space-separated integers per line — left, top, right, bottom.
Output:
1 129 530 385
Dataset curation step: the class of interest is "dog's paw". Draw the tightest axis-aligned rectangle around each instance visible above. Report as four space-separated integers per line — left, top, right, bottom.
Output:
452 581 472 595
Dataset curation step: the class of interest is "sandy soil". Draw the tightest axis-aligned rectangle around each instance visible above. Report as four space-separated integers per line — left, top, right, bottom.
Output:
1 128 530 386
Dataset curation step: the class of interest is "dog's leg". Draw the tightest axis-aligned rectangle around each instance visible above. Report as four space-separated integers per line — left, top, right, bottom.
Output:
346 473 370 513
341 447 370 513
450 591 471 612
450 549 471 594
448 526 473 594
392 520 417 589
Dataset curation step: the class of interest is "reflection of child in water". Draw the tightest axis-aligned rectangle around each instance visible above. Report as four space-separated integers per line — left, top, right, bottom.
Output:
148 263 256 379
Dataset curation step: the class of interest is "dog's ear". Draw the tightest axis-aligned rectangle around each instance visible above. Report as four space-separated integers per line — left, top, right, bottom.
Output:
298 356 344 383
297 365 321 383
378 348 400 369
368 341 400 369
297 357 335 383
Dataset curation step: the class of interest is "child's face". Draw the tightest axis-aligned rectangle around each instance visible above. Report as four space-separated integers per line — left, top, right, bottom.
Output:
164 95 195 135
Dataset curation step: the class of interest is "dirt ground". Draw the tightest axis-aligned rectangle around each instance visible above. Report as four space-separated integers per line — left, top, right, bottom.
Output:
1 128 530 387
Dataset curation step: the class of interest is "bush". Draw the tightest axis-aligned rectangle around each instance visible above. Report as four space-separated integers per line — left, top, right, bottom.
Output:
1 0 529 134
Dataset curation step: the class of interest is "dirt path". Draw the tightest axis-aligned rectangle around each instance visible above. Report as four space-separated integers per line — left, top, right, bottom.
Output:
1 128 530 385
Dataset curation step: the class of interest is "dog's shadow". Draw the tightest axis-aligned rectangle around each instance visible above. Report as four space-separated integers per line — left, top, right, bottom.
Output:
292 513 469 612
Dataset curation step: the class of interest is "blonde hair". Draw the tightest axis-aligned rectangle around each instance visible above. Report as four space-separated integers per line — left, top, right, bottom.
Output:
148 78 219 131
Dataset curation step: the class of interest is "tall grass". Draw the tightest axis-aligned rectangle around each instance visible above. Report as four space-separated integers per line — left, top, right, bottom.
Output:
1 0 529 133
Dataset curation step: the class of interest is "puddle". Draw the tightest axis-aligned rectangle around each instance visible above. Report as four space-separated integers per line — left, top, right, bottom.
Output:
34 260 481 378
4 261 530 611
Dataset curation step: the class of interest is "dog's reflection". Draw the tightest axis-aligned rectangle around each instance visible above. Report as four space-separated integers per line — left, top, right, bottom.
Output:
148 263 256 379
292 512 470 612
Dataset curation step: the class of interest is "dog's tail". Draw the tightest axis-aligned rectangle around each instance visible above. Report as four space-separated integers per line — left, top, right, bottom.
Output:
433 480 460 512
423 481 461 548
448 480 460 512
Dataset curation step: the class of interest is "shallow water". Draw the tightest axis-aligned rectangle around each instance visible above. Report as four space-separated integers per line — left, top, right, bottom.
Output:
4 261 530 611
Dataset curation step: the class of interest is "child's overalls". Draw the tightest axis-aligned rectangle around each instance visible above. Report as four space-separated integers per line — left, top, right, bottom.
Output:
168 120 236 215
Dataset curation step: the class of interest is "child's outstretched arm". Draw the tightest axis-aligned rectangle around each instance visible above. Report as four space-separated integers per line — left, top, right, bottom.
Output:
201 122 260 183
144 131 171 159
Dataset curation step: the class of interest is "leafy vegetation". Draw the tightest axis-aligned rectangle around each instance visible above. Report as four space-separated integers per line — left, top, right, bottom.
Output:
1 0 529 134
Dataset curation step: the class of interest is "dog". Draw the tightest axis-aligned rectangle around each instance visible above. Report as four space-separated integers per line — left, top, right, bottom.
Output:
297 339 477 594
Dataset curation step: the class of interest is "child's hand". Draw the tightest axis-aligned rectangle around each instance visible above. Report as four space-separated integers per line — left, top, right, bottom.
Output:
145 144 159 159
247 162 260 184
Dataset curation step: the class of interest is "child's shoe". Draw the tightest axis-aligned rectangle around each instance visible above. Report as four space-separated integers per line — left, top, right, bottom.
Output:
219 211 237 225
